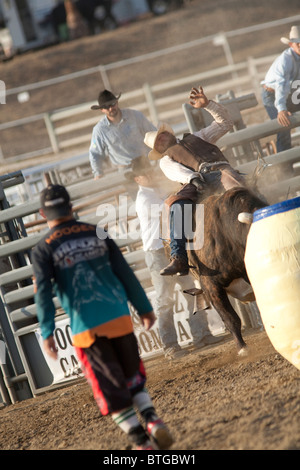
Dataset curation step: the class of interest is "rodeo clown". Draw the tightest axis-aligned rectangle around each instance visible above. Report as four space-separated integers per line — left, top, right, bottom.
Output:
31 184 173 450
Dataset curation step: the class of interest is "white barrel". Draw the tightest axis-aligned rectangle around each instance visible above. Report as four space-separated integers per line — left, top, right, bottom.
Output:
244 196 300 370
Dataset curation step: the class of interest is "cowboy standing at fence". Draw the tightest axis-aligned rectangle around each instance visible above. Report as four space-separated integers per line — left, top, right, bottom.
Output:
89 89 156 178
31 184 173 450
261 25 300 153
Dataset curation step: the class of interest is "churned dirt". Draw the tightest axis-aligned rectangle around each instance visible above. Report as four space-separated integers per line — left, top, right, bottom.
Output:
0 0 300 453
1 330 300 451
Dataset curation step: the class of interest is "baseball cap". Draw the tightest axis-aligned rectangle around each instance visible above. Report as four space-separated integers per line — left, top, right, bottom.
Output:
40 184 71 220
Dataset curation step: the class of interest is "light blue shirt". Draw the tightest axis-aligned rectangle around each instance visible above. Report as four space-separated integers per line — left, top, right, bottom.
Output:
262 48 300 112
89 108 156 177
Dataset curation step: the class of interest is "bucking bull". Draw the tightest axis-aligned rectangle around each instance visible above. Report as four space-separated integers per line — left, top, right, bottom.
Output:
186 185 267 355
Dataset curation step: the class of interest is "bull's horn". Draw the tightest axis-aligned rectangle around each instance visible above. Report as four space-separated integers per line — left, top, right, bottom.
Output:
238 212 253 224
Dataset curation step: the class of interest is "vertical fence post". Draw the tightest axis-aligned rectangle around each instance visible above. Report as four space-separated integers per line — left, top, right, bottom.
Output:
43 113 60 153
98 65 112 91
247 56 261 103
143 83 159 125
0 80 5 104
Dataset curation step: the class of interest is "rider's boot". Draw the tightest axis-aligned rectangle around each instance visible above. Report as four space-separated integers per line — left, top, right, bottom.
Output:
160 255 189 276
161 200 191 276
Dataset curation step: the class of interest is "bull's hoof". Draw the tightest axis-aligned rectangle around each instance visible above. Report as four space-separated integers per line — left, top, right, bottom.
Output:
237 346 248 356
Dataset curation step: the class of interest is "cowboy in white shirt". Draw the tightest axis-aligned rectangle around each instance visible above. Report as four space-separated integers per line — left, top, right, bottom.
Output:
144 86 244 276
126 156 222 359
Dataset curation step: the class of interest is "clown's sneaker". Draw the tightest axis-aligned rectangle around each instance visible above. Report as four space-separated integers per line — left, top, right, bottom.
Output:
135 439 158 450
147 419 173 449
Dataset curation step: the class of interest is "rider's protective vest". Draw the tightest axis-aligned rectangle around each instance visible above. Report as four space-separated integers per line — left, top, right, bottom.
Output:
162 133 245 208
163 133 228 171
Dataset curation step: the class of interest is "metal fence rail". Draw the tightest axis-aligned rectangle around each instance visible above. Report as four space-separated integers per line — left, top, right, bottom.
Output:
5 14 300 99
0 55 275 162
2 14 300 161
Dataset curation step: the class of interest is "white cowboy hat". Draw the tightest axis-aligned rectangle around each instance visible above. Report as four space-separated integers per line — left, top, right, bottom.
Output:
281 25 300 45
144 123 175 161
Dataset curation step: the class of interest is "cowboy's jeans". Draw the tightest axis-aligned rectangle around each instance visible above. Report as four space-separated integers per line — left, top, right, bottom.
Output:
144 248 212 349
169 200 194 261
261 87 292 153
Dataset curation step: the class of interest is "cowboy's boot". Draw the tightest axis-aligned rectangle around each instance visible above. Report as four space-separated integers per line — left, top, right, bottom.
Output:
160 255 189 276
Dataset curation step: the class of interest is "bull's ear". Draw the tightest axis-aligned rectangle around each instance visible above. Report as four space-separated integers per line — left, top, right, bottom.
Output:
238 212 253 224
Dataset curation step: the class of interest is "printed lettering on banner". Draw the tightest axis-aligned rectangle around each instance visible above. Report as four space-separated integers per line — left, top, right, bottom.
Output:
34 318 82 385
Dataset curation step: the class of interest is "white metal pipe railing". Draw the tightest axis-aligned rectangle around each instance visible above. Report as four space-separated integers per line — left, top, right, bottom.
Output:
218 112 300 149
0 56 274 160
4 14 300 98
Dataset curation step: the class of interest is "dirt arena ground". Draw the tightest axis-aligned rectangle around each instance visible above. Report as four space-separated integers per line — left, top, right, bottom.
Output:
1 329 300 451
0 0 300 453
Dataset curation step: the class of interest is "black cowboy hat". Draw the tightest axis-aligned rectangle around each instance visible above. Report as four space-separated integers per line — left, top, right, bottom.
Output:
91 89 121 110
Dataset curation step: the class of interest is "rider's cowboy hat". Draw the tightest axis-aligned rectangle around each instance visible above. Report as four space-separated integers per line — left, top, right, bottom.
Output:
281 25 300 45
144 122 175 161
91 89 121 110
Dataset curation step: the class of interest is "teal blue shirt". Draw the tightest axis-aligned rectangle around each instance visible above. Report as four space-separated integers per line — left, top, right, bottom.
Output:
31 220 152 342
